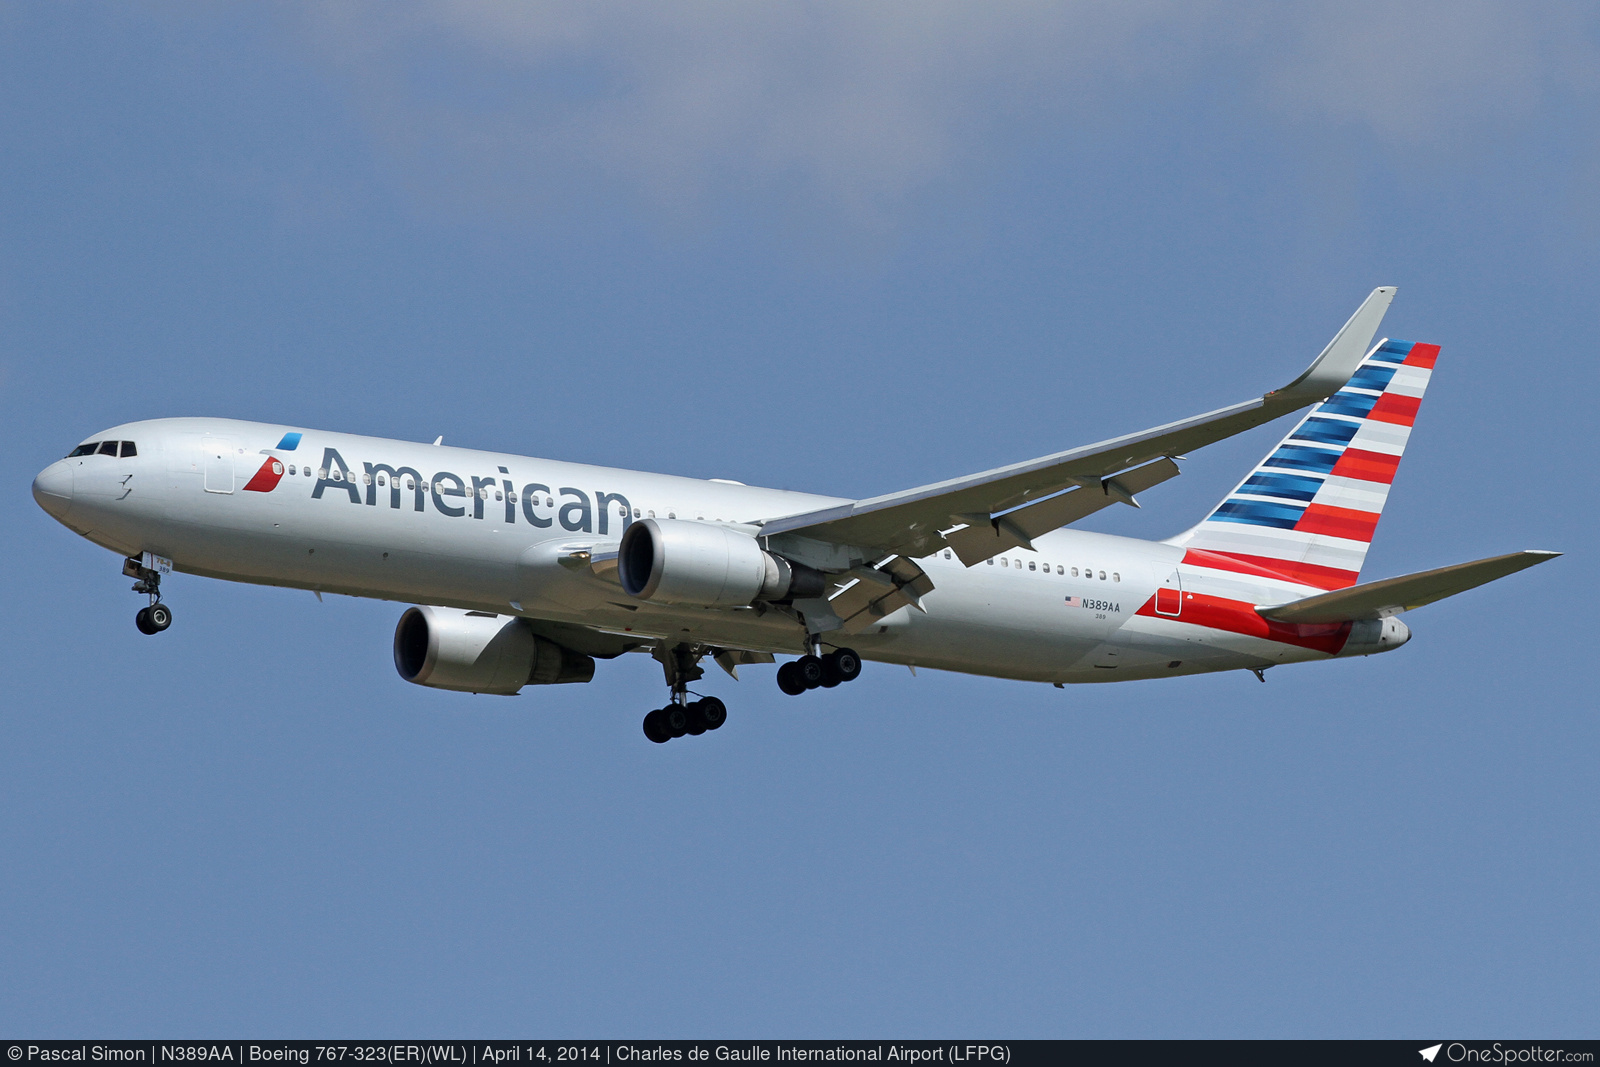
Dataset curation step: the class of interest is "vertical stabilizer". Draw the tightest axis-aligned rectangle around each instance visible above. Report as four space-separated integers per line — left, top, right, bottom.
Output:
1167 338 1439 590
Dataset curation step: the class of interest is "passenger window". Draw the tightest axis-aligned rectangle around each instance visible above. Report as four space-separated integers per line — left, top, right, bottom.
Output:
648 510 656 518
1002 558 1009 567
1071 567 1078 577
288 465 297 476
669 512 677 519
1028 561 1036 571
120 441 137 457
944 550 952 560
633 508 641 519
1057 565 1064 575
987 558 995 565
406 479 415 490
67 443 98 457
1113 572 1120 582
97 441 118 455
377 475 385 486
1099 570 1106 580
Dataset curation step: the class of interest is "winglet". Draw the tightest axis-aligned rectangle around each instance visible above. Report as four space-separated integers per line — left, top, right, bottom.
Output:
1272 286 1397 403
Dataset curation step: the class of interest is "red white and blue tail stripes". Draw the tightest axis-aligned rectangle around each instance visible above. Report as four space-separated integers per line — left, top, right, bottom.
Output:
1168 338 1438 591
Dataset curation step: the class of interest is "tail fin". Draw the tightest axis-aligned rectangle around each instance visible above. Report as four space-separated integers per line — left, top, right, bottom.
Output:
1167 338 1439 590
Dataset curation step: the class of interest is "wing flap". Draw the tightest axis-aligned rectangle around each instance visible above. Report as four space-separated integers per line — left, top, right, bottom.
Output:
945 457 1181 565
828 557 935 633
1256 550 1560 623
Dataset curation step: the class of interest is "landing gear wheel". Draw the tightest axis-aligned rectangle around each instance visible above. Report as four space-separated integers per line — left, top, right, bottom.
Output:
819 656 843 688
796 654 826 690
642 709 671 744
683 701 708 736
696 697 727 730
664 704 689 739
776 662 807 696
147 602 172 632
135 607 155 635
830 647 862 682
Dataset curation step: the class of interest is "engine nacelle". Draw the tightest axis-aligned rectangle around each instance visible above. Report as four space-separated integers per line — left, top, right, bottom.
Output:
617 518 824 607
393 606 595 695
1338 616 1411 656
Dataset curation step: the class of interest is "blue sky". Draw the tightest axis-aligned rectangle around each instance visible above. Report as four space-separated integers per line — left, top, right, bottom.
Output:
2 1 1596 1037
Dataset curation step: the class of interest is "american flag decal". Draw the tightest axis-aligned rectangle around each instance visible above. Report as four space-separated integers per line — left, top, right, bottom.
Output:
1064 596 1081 607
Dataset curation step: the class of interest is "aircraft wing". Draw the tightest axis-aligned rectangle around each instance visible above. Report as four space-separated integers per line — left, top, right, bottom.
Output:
758 287 1397 567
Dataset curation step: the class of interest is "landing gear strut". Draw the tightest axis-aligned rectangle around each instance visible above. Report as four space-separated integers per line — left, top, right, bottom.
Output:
777 646 862 696
124 556 172 635
642 643 728 744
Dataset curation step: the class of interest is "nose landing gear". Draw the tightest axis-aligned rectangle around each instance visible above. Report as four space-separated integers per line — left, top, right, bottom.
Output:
642 643 728 744
124 555 172 635
776 646 862 696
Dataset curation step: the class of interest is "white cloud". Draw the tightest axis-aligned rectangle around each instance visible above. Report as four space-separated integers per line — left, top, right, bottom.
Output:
1260 0 1599 142
297 1 1599 221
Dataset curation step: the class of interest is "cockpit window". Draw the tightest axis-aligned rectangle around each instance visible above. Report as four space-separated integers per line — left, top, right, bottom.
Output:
97 441 118 455
67 443 99 457
120 441 137 457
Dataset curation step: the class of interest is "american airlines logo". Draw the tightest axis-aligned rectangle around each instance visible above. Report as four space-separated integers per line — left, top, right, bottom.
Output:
285 445 633 535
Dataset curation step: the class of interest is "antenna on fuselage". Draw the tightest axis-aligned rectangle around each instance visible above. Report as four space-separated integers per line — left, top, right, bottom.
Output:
432 436 443 446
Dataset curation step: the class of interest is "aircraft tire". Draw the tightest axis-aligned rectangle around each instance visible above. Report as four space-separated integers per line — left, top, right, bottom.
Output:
697 697 727 730
776 662 807 696
832 648 862 682
683 702 708 736
819 656 843 688
796 655 825 689
642 709 671 744
135 607 155 635
664 704 689 738
147 603 173 632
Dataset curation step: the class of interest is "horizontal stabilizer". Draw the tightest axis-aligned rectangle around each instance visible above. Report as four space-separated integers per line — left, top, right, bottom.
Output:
1256 550 1560 623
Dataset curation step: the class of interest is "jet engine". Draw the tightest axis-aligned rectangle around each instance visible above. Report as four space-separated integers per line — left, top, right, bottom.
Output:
393 605 595 695
617 518 824 607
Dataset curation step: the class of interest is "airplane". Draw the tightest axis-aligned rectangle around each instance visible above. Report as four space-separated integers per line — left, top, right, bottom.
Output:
32 287 1557 743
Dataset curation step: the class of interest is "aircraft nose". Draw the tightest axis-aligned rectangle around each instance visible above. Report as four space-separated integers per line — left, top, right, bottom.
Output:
32 460 74 520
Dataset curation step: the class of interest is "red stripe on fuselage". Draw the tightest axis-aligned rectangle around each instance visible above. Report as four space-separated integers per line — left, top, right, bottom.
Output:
1136 592 1352 654
1181 550 1359 590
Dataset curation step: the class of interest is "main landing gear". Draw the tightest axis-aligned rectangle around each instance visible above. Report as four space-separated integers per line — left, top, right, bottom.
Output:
642 643 728 744
776 646 862 696
124 556 173 635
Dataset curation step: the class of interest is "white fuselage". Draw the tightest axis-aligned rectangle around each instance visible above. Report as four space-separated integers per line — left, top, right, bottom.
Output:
34 418 1376 685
